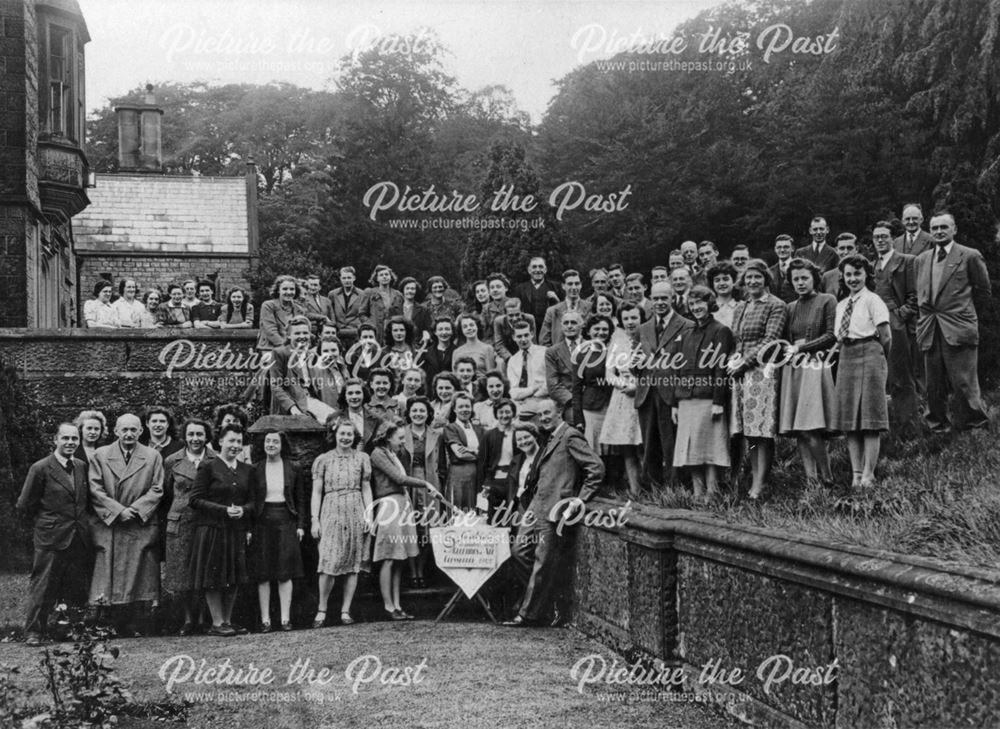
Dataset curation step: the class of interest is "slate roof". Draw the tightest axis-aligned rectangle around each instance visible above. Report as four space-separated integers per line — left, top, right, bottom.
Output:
73 173 250 254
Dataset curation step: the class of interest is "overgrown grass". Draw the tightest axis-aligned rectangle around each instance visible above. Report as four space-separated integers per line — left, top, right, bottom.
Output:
615 394 1000 571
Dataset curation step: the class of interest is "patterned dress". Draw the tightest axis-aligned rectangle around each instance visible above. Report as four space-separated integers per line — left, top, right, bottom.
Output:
730 294 788 438
312 449 372 576
599 329 643 447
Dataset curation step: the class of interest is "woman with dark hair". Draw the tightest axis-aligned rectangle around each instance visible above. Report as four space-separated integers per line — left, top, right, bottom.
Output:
422 317 458 383
726 259 788 500
398 277 432 345
707 261 740 329
187 423 257 636
257 275 305 351
778 258 837 485
441 392 485 510
465 279 490 318
600 303 644 496
425 276 462 322
159 284 193 327
591 293 618 320
361 265 403 343
312 336 351 411
112 278 145 328
212 403 251 463
310 418 373 628
140 289 162 328
430 371 460 430
251 430 307 632
84 280 117 328
833 254 892 488
345 324 381 382
74 409 108 465
400 396 441 588
141 405 183 458
218 286 254 329
337 378 378 451
162 418 214 635
384 316 417 379
671 286 734 503
453 313 496 376
370 420 433 620
473 370 509 429
573 314 615 453
483 273 511 330
478 398 518 519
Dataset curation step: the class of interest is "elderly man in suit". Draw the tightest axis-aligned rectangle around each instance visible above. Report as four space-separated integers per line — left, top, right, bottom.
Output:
88 413 164 635
504 398 604 627
795 216 839 272
895 203 933 257
329 266 365 347
916 212 992 432
634 280 693 489
872 221 919 428
768 235 797 303
544 309 584 424
540 270 592 346
514 256 562 326
17 423 93 646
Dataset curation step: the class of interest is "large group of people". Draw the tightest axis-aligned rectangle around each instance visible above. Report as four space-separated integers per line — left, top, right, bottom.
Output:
21 206 990 643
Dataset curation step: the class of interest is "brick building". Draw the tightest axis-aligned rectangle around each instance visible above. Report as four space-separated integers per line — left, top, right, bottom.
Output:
0 0 90 327
73 88 259 317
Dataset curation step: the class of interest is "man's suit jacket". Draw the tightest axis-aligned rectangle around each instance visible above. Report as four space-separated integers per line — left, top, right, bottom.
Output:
915 242 992 349
821 268 847 300
768 262 797 303
300 293 334 326
794 243 839 273
526 422 604 524
544 340 576 419
328 286 365 339
17 454 92 550
514 279 561 326
895 230 933 258
873 252 918 329
633 312 694 409
252 459 308 530
540 300 592 346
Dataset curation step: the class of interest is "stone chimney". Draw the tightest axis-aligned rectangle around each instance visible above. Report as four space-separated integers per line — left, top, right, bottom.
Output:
115 84 163 172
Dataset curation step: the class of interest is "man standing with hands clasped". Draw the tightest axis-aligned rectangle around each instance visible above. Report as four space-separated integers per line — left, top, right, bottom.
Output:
17 423 93 646
505 399 604 628
88 413 164 636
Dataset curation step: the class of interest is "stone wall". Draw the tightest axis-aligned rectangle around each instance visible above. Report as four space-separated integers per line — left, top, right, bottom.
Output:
573 500 1000 728
0 328 262 427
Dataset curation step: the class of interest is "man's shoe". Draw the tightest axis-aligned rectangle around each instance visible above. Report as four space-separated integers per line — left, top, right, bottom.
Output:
24 632 45 647
224 622 248 635
502 615 533 628
206 624 237 637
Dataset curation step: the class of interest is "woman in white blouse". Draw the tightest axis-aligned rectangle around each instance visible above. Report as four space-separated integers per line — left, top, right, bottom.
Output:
111 278 146 328
441 393 485 510
831 255 892 488
84 281 116 328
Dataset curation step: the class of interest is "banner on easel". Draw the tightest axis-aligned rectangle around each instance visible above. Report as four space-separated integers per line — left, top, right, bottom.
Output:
430 519 511 598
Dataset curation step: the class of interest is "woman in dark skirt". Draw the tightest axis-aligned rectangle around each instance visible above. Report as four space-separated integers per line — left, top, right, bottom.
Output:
832 254 892 488
441 393 485 510
162 418 214 635
188 423 257 637
251 430 307 632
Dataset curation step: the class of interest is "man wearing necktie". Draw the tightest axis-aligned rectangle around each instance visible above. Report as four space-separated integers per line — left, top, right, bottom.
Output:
508 320 548 414
768 235 797 303
894 203 933 258
17 424 93 646
915 212 991 432
545 310 584 424
794 216 839 272
633 281 694 489
88 414 164 635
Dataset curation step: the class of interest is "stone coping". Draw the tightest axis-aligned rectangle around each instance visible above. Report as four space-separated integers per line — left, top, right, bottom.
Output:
585 497 1000 636
0 328 258 341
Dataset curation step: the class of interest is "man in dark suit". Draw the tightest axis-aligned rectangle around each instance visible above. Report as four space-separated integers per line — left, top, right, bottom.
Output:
17 423 93 646
634 281 693 489
895 203 933 257
492 297 537 363
768 235 797 303
795 216 839 272
820 233 858 300
505 399 604 627
328 266 364 347
267 316 333 421
916 212 992 432
301 274 334 330
872 221 920 432
544 309 583 424
540 270 591 346
514 256 561 326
